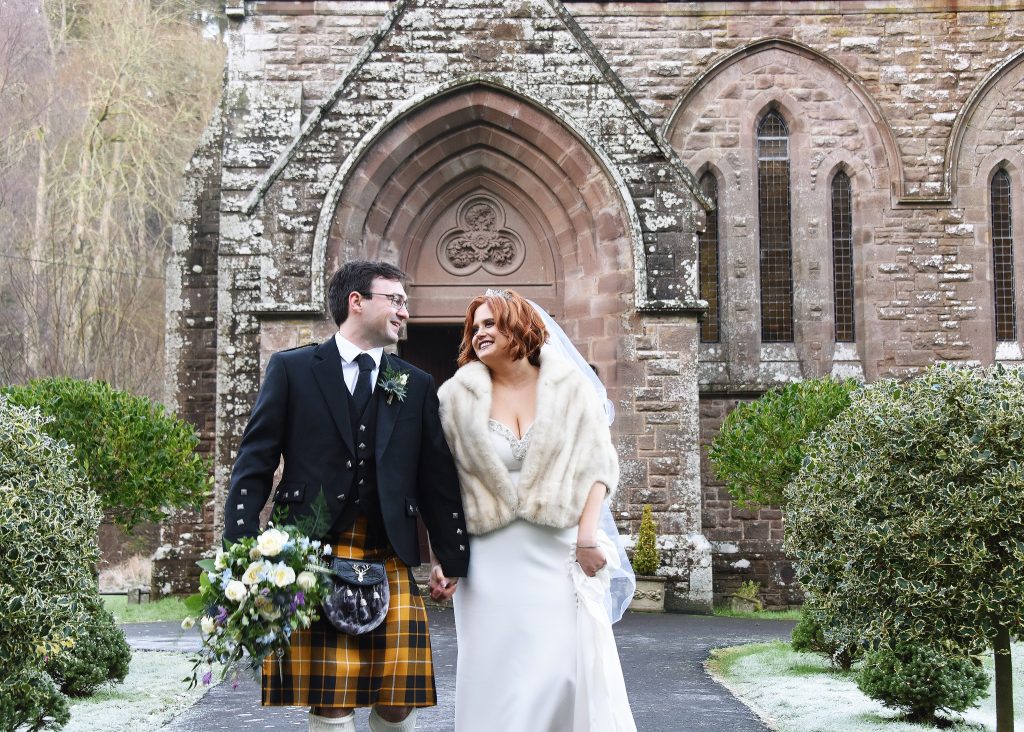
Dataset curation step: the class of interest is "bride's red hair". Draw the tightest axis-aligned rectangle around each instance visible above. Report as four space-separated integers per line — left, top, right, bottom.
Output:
457 290 548 367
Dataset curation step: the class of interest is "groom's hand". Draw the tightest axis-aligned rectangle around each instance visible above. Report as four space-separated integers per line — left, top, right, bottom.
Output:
428 564 459 601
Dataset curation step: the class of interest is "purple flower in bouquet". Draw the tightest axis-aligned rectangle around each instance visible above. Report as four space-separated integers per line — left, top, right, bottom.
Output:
183 524 330 690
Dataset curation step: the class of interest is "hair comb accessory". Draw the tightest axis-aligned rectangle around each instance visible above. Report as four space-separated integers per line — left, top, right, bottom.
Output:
484 288 513 300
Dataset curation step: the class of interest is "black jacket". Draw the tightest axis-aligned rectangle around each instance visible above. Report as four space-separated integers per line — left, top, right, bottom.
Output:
223 337 469 577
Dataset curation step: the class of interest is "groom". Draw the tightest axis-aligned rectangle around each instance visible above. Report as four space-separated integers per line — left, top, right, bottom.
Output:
224 260 468 732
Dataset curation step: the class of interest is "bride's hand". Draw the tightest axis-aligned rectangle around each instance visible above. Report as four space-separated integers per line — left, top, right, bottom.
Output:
575 545 606 577
428 564 459 601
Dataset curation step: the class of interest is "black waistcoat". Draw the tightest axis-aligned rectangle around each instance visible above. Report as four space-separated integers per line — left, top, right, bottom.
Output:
332 386 387 548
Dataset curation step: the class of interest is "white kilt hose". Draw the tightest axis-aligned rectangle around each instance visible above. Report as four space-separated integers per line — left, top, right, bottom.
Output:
262 516 436 709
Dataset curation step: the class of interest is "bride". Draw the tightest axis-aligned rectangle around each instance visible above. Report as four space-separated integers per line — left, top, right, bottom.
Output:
435 289 636 732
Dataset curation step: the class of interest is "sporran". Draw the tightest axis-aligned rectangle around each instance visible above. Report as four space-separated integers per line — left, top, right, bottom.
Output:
322 557 390 635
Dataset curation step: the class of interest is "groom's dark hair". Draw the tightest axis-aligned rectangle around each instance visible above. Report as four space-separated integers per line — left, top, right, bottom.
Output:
327 260 408 325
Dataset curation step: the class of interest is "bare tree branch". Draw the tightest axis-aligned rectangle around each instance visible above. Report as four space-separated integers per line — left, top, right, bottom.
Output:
0 0 224 398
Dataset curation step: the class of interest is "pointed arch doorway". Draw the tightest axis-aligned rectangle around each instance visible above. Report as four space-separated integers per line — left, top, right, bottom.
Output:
324 84 637 392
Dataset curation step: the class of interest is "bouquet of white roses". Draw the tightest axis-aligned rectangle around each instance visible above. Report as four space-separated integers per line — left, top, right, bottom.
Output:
183 523 331 687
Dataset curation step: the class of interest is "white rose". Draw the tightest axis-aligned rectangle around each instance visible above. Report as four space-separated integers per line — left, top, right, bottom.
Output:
257 528 289 557
249 546 263 560
200 616 217 635
271 563 296 588
323 544 332 556
224 579 247 602
181 616 196 631
296 571 317 591
241 560 267 585
214 550 227 570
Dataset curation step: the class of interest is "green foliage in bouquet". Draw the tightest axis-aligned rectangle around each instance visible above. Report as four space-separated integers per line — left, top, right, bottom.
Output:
632 504 660 577
857 642 989 725
709 377 858 507
46 596 131 697
2 377 210 531
786 364 1024 731
0 395 102 729
184 524 332 686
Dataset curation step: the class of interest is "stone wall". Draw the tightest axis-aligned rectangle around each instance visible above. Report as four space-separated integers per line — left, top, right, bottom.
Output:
162 0 1024 607
162 0 714 609
699 395 797 608
573 1 1024 604
155 110 224 596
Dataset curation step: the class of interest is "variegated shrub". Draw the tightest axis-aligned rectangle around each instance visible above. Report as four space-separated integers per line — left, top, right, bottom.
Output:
0 395 102 729
786 364 1024 731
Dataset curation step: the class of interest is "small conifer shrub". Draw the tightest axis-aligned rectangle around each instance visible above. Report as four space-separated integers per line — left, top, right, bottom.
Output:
46 597 131 697
857 642 989 725
790 601 860 670
632 504 660 576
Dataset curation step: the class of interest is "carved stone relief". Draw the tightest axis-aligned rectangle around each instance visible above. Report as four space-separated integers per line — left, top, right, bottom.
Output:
437 195 525 276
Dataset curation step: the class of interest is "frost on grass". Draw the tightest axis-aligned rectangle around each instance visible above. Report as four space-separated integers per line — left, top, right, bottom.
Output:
64 651 218 732
708 641 1024 732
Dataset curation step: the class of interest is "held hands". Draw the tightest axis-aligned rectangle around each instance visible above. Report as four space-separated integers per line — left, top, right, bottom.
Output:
575 543 607 577
428 564 459 601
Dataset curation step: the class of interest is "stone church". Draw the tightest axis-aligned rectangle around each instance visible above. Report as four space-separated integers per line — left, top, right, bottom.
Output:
158 0 1024 611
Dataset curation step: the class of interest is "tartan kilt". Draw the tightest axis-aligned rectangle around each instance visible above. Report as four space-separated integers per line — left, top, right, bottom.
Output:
261 515 436 708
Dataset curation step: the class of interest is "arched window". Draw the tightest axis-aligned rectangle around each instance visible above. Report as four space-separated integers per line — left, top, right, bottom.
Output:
757 111 794 342
831 171 855 342
991 168 1017 342
699 172 720 342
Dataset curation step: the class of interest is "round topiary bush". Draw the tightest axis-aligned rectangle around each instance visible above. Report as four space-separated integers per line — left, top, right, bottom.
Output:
786 364 1024 731
2 377 210 531
857 642 989 724
0 395 102 729
46 596 131 697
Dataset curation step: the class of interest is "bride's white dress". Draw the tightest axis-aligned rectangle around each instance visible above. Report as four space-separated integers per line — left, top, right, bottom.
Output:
453 420 578 732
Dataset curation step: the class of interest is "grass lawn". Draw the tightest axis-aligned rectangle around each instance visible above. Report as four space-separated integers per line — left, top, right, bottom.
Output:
713 607 802 621
103 595 193 624
63 651 217 732
708 640 1024 731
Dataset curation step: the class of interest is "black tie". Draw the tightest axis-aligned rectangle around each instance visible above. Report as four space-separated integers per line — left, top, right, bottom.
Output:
352 353 375 415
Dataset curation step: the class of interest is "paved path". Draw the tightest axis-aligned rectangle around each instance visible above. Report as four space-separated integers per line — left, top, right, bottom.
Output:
124 611 793 731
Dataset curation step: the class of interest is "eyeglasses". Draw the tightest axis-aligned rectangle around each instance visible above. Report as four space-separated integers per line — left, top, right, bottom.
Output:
360 292 410 312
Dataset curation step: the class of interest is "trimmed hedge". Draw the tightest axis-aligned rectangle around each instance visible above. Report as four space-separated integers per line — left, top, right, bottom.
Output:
709 377 858 507
2 377 210 530
787 365 1024 654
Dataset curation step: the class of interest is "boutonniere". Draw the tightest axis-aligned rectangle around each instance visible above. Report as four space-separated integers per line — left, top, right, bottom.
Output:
378 364 410 404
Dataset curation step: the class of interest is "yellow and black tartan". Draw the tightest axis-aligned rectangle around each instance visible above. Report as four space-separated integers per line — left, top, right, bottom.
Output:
262 516 436 708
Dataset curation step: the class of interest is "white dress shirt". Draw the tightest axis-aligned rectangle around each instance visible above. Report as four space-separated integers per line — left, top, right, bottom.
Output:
334 333 383 395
